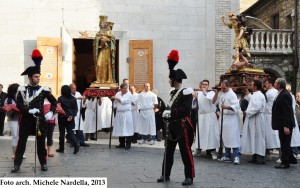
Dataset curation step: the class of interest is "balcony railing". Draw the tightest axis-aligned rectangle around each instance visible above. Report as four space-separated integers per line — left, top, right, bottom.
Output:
249 29 294 54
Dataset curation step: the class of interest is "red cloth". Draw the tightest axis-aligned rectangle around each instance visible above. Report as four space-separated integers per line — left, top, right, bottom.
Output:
44 103 66 116
2 104 20 112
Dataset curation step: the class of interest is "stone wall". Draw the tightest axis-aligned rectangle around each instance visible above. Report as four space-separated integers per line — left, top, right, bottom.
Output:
246 0 294 29
215 0 239 84
0 0 238 101
243 0 300 92
254 54 294 77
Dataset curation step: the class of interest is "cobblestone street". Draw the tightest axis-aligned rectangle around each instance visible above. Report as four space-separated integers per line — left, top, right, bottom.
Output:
0 133 299 188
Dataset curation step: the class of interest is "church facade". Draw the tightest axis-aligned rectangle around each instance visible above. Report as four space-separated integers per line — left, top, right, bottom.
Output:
0 0 239 101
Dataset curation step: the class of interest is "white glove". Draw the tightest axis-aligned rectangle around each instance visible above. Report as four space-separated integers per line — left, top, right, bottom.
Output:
45 111 54 121
162 110 171 118
29 108 40 114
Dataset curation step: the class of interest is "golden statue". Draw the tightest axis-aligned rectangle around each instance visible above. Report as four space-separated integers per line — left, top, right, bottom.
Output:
92 15 117 87
221 14 251 65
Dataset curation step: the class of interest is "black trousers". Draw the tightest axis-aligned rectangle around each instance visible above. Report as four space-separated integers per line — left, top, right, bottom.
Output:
190 110 198 134
14 115 47 166
0 112 6 134
46 123 55 146
279 127 294 165
58 117 77 149
119 136 132 146
161 120 195 179
75 130 86 145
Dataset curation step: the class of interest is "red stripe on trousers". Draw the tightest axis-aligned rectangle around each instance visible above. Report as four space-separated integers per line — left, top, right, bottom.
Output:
182 122 195 178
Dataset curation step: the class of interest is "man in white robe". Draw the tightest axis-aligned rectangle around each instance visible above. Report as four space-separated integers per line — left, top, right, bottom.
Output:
130 85 139 143
241 80 266 164
138 83 158 145
264 79 280 159
286 84 300 158
193 80 219 158
212 80 241 164
97 97 112 130
70 83 89 147
112 83 134 150
83 97 97 140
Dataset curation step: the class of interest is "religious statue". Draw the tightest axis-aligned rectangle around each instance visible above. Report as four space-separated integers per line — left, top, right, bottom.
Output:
93 15 116 86
221 13 252 65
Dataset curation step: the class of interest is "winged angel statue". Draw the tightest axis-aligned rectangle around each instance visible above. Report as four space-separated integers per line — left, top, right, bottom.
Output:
221 12 271 71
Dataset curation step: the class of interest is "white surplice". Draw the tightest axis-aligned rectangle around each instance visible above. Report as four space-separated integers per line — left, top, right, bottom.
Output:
97 97 112 129
112 91 134 137
83 98 97 133
241 91 266 156
215 88 241 148
264 88 280 149
291 94 300 147
195 91 220 150
137 91 158 135
131 92 139 133
72 91 84 131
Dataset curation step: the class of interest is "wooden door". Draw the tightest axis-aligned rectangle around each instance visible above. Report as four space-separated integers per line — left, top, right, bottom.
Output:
37 37 62 98
129 40 153 92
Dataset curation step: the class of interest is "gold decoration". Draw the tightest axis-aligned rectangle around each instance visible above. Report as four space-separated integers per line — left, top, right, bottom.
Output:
99 15 108 22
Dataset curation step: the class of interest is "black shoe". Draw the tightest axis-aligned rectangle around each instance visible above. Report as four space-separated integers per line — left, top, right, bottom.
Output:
11 165 20 173
56 148 64 153
80 143 90 147
125 146 131 150
116 145 125 148
275 163 290 169
290 157 297 164
248 159 257 163
90 137 97 141
125 144 131 150
0 133 4 136
182 178 193 186
254 161 265 164
73 145 79 154
41 164 48 171
248 154 257 163
157 176 170 182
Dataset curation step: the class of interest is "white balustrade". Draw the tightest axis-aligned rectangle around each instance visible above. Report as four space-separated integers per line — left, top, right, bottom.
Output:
249 29 294 54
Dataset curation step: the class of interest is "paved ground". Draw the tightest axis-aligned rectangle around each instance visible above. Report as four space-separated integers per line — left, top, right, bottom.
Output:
0 130 300 188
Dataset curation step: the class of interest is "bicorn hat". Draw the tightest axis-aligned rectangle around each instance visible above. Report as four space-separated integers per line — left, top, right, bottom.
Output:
167 50 187 81
21 49 43 76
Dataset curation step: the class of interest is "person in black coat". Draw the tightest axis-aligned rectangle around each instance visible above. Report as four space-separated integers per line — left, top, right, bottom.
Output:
153 90 166 141
56 85 79 154
157 50 194 186
0 84 7 136
272 78 297 168
11 49 57 173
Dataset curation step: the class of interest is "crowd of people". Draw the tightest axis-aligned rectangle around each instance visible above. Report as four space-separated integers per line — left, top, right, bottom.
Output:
1 49 300 186
192 78 300 169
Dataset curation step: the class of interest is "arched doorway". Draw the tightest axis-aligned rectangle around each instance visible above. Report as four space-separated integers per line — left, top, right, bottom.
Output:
264 68 280 81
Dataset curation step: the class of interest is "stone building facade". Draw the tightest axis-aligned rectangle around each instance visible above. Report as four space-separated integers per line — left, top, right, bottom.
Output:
243 0 300 91
0 0 239 101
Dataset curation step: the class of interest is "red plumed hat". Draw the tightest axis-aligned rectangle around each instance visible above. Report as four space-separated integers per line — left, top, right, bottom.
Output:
21 49 42 76
167 50 179 62
166 50 187 81
31 49 43 66
167 50 179 71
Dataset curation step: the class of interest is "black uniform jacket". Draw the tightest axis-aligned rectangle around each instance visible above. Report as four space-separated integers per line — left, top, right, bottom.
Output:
272 88 296 130
16 85 57 117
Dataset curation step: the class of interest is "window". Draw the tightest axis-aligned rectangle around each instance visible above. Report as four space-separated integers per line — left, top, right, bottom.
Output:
286 14 293 29
271 13 279 29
